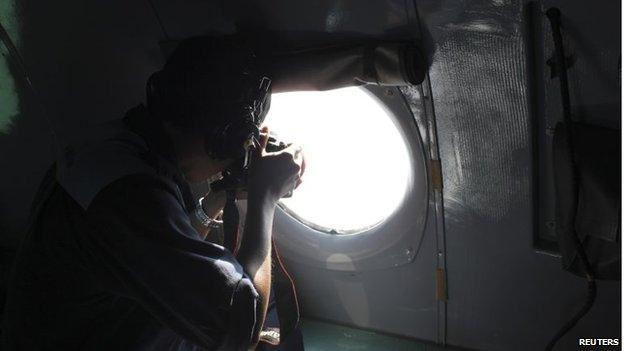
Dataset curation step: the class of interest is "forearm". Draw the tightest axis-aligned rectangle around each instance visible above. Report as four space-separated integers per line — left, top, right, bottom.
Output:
237 194 275 272
236 193 276 345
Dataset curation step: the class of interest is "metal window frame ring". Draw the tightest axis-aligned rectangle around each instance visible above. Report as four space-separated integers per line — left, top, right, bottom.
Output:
272 85 429 272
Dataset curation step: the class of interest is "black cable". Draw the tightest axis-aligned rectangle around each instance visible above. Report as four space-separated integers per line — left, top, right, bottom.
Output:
544 269 596 351
145 0 171 40
544 7 597 351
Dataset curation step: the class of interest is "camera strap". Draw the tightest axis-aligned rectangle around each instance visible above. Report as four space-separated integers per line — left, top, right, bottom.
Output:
222 190 240 254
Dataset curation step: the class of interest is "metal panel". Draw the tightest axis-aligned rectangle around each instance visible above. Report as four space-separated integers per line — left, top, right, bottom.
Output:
420 0 621 350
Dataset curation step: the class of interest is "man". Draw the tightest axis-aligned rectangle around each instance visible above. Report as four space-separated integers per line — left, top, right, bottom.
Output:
1 36 304 350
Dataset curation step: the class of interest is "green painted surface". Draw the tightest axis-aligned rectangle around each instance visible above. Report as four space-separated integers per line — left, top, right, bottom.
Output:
0 0 20 134
301 319 426 351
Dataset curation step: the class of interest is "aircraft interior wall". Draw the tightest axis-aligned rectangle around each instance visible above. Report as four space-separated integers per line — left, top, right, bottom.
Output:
0 1 620 350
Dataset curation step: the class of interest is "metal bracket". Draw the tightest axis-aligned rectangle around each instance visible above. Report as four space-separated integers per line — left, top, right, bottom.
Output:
435 268 448 301
429 159 443 191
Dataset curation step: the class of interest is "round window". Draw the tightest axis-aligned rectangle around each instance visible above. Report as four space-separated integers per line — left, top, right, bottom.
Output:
263 87 411 234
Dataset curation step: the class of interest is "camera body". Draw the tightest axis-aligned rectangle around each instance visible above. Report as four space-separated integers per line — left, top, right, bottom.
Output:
209 133 292 197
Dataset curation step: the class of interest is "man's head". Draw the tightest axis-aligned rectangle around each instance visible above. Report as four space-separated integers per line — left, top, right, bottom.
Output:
147 36 271 180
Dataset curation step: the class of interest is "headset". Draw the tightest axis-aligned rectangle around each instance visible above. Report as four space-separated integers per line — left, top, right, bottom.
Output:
204 75 272 163
146 48 272 163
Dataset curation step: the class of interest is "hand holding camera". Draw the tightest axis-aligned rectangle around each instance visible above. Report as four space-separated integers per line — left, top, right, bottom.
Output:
247 126 305 204
209 126 304 201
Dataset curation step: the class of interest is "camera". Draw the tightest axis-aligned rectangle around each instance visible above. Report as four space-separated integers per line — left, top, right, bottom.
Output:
209 132 292 197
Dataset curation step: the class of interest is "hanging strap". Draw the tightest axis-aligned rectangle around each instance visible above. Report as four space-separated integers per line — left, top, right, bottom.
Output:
222 190 241 254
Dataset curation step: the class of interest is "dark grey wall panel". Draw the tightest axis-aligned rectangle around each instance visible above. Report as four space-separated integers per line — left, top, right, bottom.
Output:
420 0 620 350
150 0 415 37
0 1 165 249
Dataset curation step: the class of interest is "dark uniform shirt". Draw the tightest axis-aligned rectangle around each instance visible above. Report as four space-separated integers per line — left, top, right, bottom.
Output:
1 106 258 350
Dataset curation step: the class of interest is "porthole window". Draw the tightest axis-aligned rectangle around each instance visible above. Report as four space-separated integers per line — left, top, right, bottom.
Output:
264 87 411 234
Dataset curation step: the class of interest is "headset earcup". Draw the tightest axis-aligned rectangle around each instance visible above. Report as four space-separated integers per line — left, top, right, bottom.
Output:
205 118 259 160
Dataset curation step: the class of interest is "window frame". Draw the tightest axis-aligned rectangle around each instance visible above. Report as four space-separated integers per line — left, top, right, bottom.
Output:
270 85 430 272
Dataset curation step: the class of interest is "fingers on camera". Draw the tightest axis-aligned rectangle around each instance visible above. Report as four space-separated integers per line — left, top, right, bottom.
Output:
295 177 303 189
255 131 270 156
276 152 301 175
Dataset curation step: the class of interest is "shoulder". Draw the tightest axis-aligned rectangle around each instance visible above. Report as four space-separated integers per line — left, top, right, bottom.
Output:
86 173 200 241
57 125 158 210
88 173 184 216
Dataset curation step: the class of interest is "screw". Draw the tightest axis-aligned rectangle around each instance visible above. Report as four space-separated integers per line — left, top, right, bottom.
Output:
405 247 414 256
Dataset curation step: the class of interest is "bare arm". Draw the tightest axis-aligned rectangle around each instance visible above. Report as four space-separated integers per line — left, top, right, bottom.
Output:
235 127 304 347
236 193 276 347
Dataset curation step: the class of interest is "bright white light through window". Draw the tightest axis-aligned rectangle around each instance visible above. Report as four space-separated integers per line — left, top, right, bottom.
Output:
264 87 411 233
